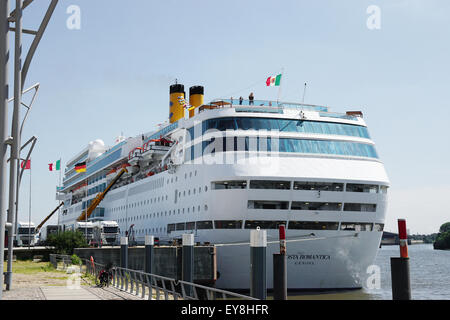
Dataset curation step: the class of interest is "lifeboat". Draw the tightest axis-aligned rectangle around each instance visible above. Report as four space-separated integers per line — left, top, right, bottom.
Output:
72 182 87 195
141 137 173 160
128 147 143 166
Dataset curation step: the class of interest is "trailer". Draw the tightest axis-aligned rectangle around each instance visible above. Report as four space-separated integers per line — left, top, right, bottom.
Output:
74 221 94 243
92 220 119 247
16 222 36 247
38 224 59 245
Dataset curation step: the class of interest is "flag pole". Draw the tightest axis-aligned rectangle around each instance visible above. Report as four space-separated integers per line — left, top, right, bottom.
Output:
302 83 307 103
28 158 31 251
277 68 284 104
57 157 62 232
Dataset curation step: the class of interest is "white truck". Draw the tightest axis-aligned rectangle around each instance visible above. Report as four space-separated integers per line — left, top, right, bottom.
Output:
16 222 36 247
38 224 59 245
92 220 119 247
74 221 94 243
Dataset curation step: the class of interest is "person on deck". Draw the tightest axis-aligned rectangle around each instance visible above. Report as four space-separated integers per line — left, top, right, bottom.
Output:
249 92 254 105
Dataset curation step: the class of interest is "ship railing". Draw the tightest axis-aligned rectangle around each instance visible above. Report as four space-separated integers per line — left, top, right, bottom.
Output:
210 98 329 112
81 259 257 300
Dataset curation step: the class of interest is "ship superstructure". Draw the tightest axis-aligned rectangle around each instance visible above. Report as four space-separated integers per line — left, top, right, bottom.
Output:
58 83 389 290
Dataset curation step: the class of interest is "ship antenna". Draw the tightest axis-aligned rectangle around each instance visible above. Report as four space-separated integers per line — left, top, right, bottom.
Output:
302 82 307 103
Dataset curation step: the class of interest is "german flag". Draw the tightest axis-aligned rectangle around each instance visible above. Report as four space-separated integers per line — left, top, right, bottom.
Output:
75 161 87 173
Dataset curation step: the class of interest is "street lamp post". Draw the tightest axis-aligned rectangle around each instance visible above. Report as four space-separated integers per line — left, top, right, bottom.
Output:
6 0 24 290
0 0 10 300
1 0 59 295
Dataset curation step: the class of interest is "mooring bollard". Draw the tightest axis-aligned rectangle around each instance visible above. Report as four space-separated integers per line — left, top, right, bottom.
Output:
182 233 194 296
390 219 411 300
120 236 128 269
145 235 154 274
273 224 287 300
250 227 267 300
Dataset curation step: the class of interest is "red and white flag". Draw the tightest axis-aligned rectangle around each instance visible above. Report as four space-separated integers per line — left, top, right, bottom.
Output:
21 160 31 170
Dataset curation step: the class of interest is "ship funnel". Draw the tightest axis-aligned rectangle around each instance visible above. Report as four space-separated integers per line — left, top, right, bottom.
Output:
169 83 185 123
188 86 204 118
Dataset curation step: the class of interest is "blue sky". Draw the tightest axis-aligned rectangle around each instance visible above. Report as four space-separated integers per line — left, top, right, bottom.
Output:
8 0 450 234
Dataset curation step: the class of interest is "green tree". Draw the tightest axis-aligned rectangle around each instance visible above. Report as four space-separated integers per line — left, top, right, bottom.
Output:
46 231 88 255
439 222 450 233
433 222 450 250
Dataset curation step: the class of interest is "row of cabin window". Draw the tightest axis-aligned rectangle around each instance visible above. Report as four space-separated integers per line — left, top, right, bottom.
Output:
187 117 370 139
213 180 387 194
167 220 384 232
248 201 377 212
184 137 378 161
115 205 209 223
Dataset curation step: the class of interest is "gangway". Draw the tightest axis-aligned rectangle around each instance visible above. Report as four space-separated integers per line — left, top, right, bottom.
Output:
35 202 64 234
77 168 127 222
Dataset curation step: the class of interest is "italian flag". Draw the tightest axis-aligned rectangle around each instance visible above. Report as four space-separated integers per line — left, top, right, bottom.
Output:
48 159 61 171
266 74 282 86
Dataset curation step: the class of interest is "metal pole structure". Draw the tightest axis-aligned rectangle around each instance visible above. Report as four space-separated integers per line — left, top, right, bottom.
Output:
182 233 194 297
273 224 287 300
27 158 31 250
144 235 154 274
391 219 411 300
6 0 23 291
120 236 128 269
250 227 267 300
0 0 10 300
2 1 58 294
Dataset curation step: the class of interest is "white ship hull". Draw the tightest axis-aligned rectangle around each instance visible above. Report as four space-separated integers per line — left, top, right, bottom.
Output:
59 96 389 291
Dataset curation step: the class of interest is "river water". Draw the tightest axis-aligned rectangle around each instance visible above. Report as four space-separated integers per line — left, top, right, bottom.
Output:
288 244 450 300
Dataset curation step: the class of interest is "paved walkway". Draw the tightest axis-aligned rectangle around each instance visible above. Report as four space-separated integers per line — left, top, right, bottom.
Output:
40 286 100 300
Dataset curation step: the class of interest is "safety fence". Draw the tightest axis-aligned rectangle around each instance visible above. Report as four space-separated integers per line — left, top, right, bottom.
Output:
67 255 257 300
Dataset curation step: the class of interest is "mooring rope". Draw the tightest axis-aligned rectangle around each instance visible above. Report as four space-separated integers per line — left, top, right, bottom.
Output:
212 232 358 247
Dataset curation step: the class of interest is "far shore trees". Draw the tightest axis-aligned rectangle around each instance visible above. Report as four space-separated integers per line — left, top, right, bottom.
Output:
433 222 450 250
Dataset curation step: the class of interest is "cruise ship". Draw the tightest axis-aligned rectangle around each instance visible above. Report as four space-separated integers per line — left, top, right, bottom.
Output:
58 83 389 291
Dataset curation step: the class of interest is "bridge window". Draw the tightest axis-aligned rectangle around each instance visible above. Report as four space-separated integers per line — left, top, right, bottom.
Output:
343 203 377 212
186 222 195 230
167 224 175 233
380 186 388 194
244 220 287 229
214 220 243 229
374 223 384 232
288 221 339 230
293 181 343 192
340 222 373 231
212 180 247 189
250 180 290 190
176 223 185 231
196 220 213 229
291 202 342 211
248 200 289 210
346 184 379 193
